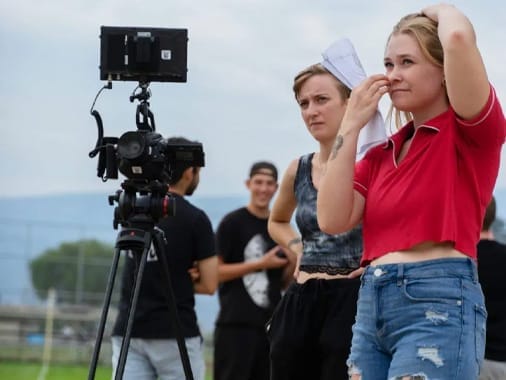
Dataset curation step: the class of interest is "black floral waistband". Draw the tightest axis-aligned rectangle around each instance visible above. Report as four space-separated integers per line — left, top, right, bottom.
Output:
299 264 357 276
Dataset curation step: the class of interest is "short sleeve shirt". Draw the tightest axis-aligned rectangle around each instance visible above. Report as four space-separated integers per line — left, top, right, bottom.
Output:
354 87 506 264
215 207 282 328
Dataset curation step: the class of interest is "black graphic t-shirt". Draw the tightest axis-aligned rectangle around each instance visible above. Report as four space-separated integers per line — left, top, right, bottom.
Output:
215 207 282 328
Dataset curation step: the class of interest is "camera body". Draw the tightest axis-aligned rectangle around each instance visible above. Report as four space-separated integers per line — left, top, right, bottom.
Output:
116 130 205 182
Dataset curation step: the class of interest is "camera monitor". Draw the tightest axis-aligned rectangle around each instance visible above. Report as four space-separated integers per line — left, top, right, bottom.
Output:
100 26 188 83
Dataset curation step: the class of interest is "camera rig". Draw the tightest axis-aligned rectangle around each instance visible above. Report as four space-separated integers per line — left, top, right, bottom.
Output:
88 26 204 228
87 26 201 380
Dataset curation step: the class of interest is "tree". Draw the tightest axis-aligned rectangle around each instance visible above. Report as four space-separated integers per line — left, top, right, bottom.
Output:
29 239 121 306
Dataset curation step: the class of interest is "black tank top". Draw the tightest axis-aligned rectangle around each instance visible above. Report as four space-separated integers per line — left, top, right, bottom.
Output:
294 153 363 275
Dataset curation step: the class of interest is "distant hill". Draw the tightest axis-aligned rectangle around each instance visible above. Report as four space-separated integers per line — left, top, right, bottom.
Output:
0 192 248 334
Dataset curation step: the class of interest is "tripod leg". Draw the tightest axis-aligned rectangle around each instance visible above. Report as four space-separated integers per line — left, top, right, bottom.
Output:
153 227 194 380
114 237 150 380
88 245 122 380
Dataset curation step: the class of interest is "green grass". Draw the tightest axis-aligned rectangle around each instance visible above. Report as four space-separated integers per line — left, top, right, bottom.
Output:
0 361 111 379
0 361 213 379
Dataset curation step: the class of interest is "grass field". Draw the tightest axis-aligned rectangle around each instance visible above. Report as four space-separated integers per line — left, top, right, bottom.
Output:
0 362 111 379
0 361 213 379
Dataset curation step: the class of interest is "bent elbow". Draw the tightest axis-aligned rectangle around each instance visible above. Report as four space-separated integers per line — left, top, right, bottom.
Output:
204 287 216 295
317 208 356 235
445 28 475 53
201 282 218 295
208 277 219 294
317 216 343 235
267 220 275 239
268 219 283 244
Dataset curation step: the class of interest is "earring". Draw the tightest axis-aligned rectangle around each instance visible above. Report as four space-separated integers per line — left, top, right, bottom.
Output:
442 78 446 87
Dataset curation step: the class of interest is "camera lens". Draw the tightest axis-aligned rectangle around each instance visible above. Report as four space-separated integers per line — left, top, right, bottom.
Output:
118 131 145 159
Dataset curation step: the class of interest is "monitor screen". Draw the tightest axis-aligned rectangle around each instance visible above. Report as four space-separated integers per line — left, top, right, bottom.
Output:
99 26 188 83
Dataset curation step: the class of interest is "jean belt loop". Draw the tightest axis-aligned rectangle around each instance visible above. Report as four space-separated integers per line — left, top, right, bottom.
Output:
396 263 404 286
469 257 479 283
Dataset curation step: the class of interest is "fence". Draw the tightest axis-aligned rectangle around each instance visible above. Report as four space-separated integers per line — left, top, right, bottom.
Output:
0 217 117 366
0 216 216 368
0 301 116 366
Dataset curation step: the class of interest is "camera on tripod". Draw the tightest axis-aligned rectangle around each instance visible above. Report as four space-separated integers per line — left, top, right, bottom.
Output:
89 26 205 228
87 26 204 380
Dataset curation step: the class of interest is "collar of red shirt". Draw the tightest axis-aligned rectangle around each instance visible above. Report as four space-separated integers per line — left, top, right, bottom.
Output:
382 106 455 150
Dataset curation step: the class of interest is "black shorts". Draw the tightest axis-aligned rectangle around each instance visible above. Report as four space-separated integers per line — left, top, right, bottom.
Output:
214 324 270 380
268 277 360 380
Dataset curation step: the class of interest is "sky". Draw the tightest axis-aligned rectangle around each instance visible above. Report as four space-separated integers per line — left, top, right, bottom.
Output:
0 0 505 198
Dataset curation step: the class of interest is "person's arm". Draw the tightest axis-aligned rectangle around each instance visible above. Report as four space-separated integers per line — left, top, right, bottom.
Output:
217 246 288 283
190 210 218 294
279 246 297 289
193 256 218 295
422 4 489 119
268 159 301 250
268 159 303 279
317 75 388 234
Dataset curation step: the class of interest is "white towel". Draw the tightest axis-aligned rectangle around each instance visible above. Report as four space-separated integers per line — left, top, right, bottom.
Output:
321 38 387 160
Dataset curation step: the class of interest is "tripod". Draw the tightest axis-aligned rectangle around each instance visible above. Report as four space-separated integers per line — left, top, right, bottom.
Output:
87 219 195 380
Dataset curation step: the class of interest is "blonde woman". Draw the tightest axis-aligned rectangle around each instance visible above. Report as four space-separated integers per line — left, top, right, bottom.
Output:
318 4 506 379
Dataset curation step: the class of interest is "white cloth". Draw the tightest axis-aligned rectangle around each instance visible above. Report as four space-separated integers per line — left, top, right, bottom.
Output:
321 38 387 160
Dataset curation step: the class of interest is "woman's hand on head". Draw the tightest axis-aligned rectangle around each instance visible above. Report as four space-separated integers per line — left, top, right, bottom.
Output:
421 3 456 22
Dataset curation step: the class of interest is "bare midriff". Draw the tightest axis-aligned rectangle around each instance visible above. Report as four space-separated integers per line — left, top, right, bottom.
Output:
370 241 467 266
297 270 353 284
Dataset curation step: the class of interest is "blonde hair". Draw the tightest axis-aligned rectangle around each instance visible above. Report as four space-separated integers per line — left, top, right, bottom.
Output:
293 63 351 101
386 13 445 130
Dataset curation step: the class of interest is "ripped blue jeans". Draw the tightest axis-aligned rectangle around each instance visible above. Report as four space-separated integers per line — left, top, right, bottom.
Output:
347 258 486 380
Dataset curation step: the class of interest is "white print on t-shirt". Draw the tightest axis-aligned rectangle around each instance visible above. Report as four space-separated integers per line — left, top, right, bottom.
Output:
243 234 269 308
125 242 158 262
146 241 158 262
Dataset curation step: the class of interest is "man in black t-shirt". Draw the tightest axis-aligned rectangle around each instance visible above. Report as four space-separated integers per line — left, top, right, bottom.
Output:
213 161 296 380
111 137 217 380
477 196 506 380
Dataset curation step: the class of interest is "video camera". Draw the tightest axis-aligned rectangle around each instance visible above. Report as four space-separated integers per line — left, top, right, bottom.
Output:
89 26 205 228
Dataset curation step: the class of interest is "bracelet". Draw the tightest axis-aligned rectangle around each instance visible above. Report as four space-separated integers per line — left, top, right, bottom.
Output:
287 237 302 249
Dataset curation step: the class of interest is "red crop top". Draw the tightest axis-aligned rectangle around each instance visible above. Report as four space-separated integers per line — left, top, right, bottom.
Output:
354 86 506 265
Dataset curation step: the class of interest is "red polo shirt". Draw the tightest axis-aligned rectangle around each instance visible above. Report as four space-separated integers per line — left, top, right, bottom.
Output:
354 86 506 265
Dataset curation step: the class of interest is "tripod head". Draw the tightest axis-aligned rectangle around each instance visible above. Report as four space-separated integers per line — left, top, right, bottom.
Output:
108 178 176 230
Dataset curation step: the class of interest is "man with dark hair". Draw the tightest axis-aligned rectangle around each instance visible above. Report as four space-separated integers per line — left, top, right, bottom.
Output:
111 136 217 380
477 195 506 380
213 161 296 380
